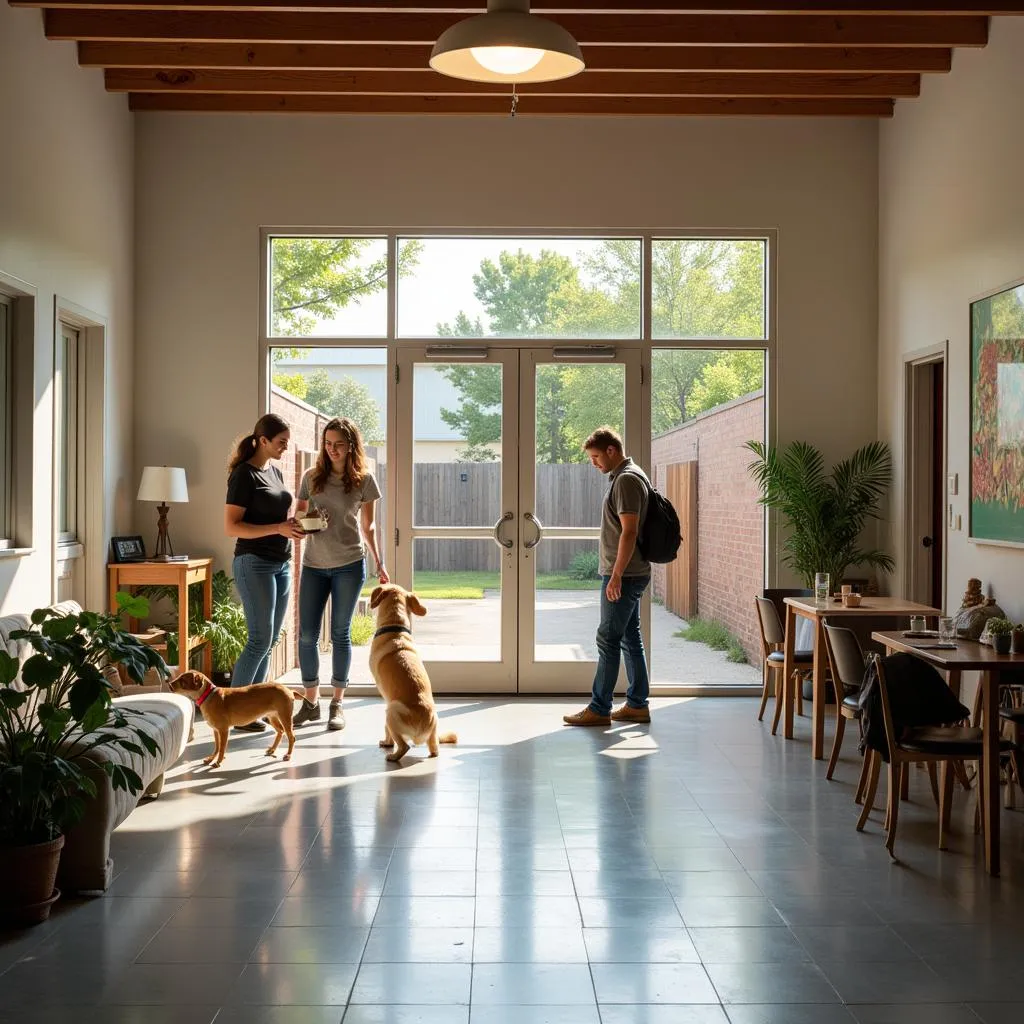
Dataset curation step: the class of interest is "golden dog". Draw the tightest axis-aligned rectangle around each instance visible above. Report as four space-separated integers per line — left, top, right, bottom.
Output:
369 584 457 763
168 670 303 768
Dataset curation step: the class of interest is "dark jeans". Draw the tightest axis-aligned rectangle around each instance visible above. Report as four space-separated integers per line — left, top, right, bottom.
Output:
588 574 651 717
231 553 291 687
298 558 366 688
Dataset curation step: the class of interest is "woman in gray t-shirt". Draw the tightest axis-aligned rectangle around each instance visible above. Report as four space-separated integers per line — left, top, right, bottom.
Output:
292 418 388 731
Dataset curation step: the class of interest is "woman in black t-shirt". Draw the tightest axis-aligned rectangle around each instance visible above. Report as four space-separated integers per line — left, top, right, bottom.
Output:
224 414 304 705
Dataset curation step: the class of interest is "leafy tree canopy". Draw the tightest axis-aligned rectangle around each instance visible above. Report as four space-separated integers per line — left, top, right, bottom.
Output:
272 369 383 446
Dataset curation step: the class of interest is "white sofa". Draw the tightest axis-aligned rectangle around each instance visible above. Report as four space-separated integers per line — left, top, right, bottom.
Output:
0 601 194 893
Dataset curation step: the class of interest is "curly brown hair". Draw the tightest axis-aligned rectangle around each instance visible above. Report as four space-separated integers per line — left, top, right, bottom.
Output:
308 417 367 495
582 426 623 453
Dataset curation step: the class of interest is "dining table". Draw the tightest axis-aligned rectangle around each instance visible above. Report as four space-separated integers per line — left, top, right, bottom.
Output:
872 629 1024 877
782 594 942 760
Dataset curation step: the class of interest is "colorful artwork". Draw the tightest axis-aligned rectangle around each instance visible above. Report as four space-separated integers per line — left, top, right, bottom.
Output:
970 281 1024 546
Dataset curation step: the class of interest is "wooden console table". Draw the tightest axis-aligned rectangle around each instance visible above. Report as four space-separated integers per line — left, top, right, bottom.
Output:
107 557 213 676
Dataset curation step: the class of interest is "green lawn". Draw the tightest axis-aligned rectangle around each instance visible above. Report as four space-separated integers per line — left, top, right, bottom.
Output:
361 571 601 600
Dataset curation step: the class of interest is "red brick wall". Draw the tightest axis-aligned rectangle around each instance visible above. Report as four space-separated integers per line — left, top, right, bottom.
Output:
652 391 765 665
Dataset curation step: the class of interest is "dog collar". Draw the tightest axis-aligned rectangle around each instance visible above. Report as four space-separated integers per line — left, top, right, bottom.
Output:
374 624 412 639
195 682 215 708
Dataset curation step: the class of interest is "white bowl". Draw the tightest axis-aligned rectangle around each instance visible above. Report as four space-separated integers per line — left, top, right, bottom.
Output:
300 518 324 532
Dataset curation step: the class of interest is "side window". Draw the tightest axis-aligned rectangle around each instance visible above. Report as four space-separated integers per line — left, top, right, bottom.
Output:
0 298 11 546
56 323 82 543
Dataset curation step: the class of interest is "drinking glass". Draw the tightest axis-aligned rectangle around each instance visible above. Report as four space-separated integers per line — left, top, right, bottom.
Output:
938 616 956 643
814 572 830 608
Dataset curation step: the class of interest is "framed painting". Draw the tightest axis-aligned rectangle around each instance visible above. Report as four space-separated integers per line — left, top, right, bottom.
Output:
970 278 1024 546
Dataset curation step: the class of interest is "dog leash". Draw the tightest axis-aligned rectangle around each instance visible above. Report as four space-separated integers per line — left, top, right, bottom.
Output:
374 624 412 639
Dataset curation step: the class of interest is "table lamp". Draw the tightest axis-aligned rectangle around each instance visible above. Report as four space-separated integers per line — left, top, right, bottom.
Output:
137 466 188 561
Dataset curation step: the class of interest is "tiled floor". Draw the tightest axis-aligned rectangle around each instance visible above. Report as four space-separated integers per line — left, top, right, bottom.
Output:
3 696 1024 1024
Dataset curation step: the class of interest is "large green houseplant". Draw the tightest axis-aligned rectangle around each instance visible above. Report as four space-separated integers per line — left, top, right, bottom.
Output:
744 439 896 589
0 594 167 924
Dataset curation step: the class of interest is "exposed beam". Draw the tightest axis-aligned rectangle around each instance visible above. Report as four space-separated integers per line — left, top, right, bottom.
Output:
12 2 1019 14
77 41 955 73
105 67 921 96
44 11 991 47
127 92 896 115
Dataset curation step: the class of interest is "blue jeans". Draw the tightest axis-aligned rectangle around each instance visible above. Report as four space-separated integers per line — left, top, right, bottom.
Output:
588 574 651 717
231 553 291 687
298 558 366 688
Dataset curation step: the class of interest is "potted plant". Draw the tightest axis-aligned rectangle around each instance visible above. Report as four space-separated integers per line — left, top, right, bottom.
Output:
1013 623 1024 655
0 594 166 925
987 617 1014 654
198 598 249 685
744 440 896 589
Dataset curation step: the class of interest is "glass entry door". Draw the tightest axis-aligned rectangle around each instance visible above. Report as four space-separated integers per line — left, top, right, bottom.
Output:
394 345 641 693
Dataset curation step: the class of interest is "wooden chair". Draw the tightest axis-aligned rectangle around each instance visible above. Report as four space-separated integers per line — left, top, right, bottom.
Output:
857 653 1010 859
754 596 812 735
821 623 869 798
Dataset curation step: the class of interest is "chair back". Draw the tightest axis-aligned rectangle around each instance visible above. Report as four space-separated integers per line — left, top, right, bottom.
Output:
869 653 900 759
823 623 866 693
755 596 785 649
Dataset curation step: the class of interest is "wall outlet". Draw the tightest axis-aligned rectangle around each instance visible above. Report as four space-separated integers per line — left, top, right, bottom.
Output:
948 473 959 496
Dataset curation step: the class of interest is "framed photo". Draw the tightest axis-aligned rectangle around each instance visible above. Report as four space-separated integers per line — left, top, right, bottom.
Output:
969 278 1024 547
111 535 147 563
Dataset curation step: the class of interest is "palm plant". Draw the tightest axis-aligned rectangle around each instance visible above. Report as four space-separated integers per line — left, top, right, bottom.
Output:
745 439 896 589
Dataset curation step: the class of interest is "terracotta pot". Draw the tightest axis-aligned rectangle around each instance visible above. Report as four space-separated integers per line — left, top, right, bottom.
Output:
1012 629 1024 655
0 834 64 926
992 633 1012 655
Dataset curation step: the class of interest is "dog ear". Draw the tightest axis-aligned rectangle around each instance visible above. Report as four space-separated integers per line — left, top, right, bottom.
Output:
407 593 428 617
370 586 386 609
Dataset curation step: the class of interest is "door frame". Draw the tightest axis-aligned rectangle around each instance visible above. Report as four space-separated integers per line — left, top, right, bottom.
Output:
902 342 948 608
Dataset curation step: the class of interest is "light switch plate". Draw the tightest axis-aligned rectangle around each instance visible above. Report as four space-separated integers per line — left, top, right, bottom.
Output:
948 473 959 496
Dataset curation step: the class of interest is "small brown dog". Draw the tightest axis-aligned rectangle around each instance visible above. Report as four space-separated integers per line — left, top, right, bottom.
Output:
369 584 457 763
168 670 303 768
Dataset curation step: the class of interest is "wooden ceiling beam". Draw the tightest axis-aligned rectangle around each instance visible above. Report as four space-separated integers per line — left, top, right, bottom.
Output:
77 41 955 73
105 67 922 96
44 10 991 47
13 2 1018 14
127 92 896 116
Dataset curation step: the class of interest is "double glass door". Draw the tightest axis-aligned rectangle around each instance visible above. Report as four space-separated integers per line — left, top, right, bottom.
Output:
393 346 642 693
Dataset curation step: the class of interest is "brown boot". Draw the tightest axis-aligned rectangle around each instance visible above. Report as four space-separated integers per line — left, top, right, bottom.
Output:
610 703 651 724
563 708 611 727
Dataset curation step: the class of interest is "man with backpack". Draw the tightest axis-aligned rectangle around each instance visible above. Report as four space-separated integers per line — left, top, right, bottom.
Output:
564 426 662 728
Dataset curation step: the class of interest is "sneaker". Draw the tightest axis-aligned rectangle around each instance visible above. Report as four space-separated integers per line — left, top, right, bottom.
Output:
293 697 321 726
328 700 346 731
611 703 651 724
563 708 611 727
234 719 268 733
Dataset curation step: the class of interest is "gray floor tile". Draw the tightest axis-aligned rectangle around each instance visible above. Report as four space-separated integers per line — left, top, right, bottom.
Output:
476 896 582 927
135 925 265 963
471 963 596 1004
791 926 919 963
468 1006 599 1024
689 926 809 964
76 1010 220 1024
373 897 475 929
662 872 763 899
677 898 784 928
251 926 370 963
101 963 245 1005
363 927 473 963
472 926 588 963
705 962 841 1004
271 895 381 928
816 960 963 1005
344 1009 469 1024
578 897 682 928
591 962 719 1004
350 963 471 1004
771 896 883 928
969 1005 1024 1024
600 1008 730 1024
475 870 575 895
722 1004 857 1023
381 871 476 897
583 927 700 964
215 1010 344 1024
227 963 358 1005
851 1005 984 1024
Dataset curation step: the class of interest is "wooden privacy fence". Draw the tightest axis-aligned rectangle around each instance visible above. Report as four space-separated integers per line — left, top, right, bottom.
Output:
662 461 698 619
377 462 607 573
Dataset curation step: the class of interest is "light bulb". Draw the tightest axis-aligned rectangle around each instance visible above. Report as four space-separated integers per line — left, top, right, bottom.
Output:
470 45 544 76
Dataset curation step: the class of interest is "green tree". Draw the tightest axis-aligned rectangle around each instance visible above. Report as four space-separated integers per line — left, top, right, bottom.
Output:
687 350 765 418
436 365 502 461
273 368 383 445
269 236 421 348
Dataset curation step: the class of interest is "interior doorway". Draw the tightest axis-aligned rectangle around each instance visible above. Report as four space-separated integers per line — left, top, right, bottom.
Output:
905 350 947 609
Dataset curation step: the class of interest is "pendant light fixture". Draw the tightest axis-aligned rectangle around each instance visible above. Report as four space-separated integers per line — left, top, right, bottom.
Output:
430 0 585 85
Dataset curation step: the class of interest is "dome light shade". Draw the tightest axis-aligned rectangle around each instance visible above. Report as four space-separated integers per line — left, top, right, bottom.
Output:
430 1 584 85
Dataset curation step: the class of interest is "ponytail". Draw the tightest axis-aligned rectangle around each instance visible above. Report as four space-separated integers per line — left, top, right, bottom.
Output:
226 413 289 477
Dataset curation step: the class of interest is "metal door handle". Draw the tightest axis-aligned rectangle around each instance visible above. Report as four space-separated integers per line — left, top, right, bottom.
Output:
492 512 514 549
523 512 543 550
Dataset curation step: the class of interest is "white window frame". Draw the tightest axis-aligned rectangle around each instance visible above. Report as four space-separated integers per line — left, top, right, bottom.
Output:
55 322 85 548
0 297 12 548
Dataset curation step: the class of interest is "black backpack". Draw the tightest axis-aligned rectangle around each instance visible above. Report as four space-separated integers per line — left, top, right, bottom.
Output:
613 467 683 564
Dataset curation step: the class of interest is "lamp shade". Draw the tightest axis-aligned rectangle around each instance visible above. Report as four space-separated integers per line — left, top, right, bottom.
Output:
430 0 584 85
137 466 189 503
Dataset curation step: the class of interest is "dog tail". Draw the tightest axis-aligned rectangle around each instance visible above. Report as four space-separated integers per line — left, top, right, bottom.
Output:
438 732 458 745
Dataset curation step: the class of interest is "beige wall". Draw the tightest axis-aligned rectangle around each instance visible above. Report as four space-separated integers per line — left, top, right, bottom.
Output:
879 17 1024 624
135 113 879 580
0 6 134 615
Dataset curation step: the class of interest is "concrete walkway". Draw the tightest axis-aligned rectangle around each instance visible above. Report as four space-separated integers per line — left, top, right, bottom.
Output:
280 590 760 689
